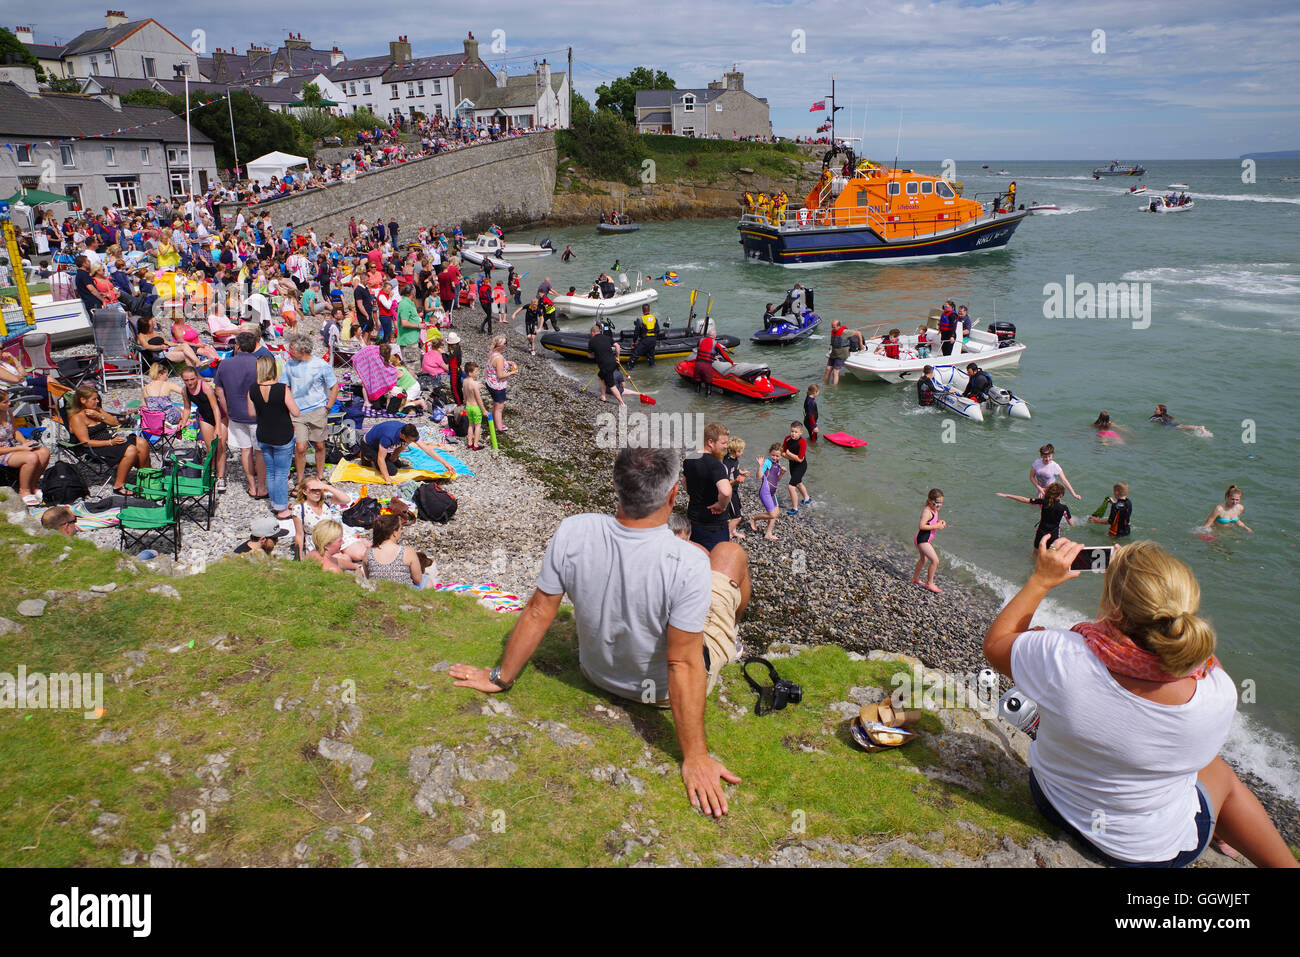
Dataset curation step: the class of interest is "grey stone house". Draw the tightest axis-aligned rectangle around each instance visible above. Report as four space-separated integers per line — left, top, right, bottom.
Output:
52 10 200 81
635 71 770 139
0 67 217 212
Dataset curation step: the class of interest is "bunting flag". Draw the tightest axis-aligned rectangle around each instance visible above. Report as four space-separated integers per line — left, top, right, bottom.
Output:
809 100 825 112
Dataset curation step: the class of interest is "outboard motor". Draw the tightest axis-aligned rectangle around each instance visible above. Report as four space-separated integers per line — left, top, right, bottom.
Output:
988 321 1017 347
540 238 552 250
617 273 630 294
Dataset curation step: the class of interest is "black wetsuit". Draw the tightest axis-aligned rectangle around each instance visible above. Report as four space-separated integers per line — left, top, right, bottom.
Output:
1107 498 1133 537
1031 498 1072 548
803 394 819 438
917 377 938 406
964 368 992 401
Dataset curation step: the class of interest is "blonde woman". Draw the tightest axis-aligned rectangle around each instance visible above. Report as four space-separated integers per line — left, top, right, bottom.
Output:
0 389 52 505
484 335 517 433
141 362 187 428
246 354 300 518
156 228 180 271
984 538 1295 868
308 519 357 572
292 477 352 557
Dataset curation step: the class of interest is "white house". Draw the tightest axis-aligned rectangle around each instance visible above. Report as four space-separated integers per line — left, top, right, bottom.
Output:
56 10 200 82
465 61 568 130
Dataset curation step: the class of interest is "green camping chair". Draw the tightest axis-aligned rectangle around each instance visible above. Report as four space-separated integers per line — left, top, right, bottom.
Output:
119 460 181 560
170 441 219 529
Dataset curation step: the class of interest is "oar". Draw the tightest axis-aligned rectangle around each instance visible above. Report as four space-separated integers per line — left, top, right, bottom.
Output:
618 361 655 405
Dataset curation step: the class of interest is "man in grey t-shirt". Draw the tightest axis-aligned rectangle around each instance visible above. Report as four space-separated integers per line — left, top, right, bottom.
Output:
450 446 751 817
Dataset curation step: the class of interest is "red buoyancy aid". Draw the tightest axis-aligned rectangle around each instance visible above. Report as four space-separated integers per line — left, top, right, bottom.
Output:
697 336 716 362
883 339 901 359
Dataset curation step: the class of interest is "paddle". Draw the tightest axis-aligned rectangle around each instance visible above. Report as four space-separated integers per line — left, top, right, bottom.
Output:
618 361 655 405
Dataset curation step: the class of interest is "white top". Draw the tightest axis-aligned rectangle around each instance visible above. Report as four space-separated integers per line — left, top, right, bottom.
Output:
1031 456 1063 489
1011 628 1236 862
535 514 710 700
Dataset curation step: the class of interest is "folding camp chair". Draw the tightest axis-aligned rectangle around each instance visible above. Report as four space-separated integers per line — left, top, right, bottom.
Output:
138 405 182 458
5 331 59 380
90 307 145 391
119 460 181 560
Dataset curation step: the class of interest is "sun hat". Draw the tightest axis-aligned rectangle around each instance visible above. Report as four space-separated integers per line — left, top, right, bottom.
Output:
250 517 288 539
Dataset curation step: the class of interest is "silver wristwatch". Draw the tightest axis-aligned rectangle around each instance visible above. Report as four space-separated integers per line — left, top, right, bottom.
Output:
488 666 514 691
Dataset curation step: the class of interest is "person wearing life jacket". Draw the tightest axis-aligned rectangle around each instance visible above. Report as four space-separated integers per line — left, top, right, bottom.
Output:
937 301 958 356
539 292 558 331
823 318 865 386
1006 181 1017 210
694 331 718 395
875 328 903 360
630 304 658 368
917 365 939 407
963 362 992 402
762 303 778 330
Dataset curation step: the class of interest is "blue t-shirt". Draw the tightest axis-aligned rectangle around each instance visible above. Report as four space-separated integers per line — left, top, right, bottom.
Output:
279 357 337 414
213 352 260 424
364 420 408 451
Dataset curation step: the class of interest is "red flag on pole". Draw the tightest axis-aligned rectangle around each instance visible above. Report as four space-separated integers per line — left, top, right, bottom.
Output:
809 100 826 112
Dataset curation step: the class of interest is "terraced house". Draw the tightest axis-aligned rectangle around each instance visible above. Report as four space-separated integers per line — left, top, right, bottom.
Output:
635 71 770 139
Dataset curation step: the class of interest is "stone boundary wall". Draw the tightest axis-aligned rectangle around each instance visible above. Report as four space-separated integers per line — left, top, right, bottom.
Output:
219 132 556 239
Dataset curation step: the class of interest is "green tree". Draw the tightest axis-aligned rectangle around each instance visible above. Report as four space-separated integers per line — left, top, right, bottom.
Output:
570 90 592 131
121 87 309 171
0 27 46 82
47 77 81 93
594 67 675 123
556 106 647 183
298 82 324 107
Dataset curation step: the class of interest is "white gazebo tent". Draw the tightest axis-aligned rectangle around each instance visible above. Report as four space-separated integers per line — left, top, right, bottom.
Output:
245 151 309 186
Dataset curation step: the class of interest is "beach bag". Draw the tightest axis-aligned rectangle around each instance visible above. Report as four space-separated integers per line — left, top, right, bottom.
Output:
451 412 469 437
342 496 382 529
40 461 89 505
415 481 457 523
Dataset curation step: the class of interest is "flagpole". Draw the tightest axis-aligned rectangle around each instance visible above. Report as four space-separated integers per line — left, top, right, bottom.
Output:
228 91 240 183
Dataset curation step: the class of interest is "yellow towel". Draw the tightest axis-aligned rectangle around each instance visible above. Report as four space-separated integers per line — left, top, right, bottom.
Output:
329 459 457 485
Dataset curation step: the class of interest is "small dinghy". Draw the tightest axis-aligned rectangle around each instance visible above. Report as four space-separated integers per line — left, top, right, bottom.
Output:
501 238 554 258
543 319 738 362
551 273 659 317
1128 185 1148 194
927 365 1031 422
845 319 1026 382
1027 202 1060 214
596 221 640 234
1141 197 1194 213
459 234 513 269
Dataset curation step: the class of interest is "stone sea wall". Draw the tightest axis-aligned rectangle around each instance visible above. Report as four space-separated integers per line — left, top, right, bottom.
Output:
218 132 557 238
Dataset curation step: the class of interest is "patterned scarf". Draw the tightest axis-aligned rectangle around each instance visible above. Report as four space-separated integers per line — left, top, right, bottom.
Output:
1071 619 1217 683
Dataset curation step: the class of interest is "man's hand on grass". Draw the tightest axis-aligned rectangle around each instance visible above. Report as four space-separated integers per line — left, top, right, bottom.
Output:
682 754 740 818
449 664 503 693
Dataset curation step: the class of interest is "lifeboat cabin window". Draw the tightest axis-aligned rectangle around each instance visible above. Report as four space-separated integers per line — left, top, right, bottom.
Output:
905 182 919 194
920 182 933 194
935 181 955 198
887 182 901 196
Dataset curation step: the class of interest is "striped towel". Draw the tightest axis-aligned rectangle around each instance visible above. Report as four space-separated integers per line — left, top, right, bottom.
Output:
351 345 399 402
70 501 120 530
432 582 524 614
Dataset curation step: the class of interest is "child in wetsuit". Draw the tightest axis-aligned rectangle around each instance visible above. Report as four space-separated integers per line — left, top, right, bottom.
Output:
748 443 784 541
783 421 809 513
803 384 820 442
1088 482 1133 537
996 482 1075 550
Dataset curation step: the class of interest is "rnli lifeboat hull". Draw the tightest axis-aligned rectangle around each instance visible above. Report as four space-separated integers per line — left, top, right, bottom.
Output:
738 212 1028 265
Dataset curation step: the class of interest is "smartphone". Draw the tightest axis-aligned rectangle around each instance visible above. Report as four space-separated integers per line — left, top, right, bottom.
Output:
1071 545 1115 572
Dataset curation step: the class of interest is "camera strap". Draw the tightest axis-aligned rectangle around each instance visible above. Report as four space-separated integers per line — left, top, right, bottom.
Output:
742 657 781 716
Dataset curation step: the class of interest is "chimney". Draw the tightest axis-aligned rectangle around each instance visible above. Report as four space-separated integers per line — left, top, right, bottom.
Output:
389 36 411 63
14 26 34 45
0 64 39 94
247 44 270 71
105 10 128 28
496 68 506 88
725 70 743 91
463 31 479 62
330 45 345 67
285 32 310 50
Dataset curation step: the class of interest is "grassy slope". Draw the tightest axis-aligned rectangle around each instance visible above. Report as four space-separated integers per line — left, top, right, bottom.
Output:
556 135 804 190
0 517 1049 868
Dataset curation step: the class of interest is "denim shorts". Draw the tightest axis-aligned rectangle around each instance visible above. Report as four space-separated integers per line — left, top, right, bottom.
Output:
1029 769 1216 868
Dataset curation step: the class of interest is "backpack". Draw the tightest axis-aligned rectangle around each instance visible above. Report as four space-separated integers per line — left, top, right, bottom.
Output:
341 496 382 528
40 461 90 505
451 412 469 437
415 481 457 523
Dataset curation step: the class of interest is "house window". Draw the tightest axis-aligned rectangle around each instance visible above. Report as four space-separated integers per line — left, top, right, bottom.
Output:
390 85 399 100
715 103 722 112
107 177 140 207
175 62 190 77
681 125 695 137
349 82 356 96
60 145 75 168
682 94 695 113
409 106 416 118
434 103 443 117
143 57 156 77
15 145 33 166
105 147 117 166
407 82 414 98
362 80 371 95
89 55 99 74
64 185 83 210
169 170 191 197
167 147 189 164
432 79 440 94
417 81 424 96
905 181 918 194
140 147 150 165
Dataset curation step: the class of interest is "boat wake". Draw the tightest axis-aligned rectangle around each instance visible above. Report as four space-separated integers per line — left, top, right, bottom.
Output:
1193 192 1300 206
1033 205 1095 215
1122 263 1300 297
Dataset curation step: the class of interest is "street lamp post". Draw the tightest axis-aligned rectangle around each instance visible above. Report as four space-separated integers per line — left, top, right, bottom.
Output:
174 64 193 202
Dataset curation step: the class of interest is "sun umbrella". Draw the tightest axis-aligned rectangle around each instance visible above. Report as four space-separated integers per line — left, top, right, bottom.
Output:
4 189 74 206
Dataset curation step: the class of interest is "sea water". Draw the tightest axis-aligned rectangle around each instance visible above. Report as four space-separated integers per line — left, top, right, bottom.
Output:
527 159 1300 800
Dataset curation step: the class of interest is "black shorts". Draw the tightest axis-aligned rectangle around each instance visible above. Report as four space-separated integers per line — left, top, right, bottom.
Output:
788 461 807 485
525 317 538 336
598 365 617 387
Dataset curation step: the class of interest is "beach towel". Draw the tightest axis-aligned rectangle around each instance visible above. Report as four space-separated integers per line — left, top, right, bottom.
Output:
329 450 473 486
431 582 524 614
351 345 399 402
70 501 120 530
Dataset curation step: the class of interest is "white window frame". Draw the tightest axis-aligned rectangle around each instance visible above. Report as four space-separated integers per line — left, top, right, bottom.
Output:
434 103 443 117
60 145 75 168
715 103 722 112
905 181 919 194
140 147 150 165
416 81 424 96
935 181 955 199
682 94 695 113
887 182 901 196
390 84 399 100
105 147 117 166
406 82 414 98
143 56 156 77
89 55 99 74
681 125 695 137
920 181 933 194
362 80 371 95
15 144 33 166
108 178 140 207
167 147 189 165
432 79 441 94
168 170 191 197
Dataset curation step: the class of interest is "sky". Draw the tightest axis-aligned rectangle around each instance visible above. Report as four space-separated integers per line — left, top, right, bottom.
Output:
25 0 1300 159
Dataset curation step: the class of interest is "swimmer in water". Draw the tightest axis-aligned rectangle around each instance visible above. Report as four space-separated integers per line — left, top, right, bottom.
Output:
1092 410 1126 444
1150 404 1212 437
910 488 946 593
1202 484 1253 533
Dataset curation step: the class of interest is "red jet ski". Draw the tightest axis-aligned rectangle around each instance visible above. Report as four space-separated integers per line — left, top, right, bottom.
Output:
676 345 799 402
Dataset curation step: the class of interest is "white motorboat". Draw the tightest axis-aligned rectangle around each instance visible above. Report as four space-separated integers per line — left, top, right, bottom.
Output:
1168 183 1190 190
501 238 555 258
1127 185 1148 195
1 292 92 346
927 365 1031 422
1140 198 1194 213
551 274 659 317
458 234 513 270
844 321 1026 383
1027 202 1060 214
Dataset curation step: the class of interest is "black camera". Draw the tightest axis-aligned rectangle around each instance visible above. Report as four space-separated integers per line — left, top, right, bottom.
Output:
742 658 803 716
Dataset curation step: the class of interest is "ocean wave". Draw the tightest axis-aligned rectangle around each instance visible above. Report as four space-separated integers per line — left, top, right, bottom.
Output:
1224 712 1300 803
944 554 1088 630
1194 192 1300 206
